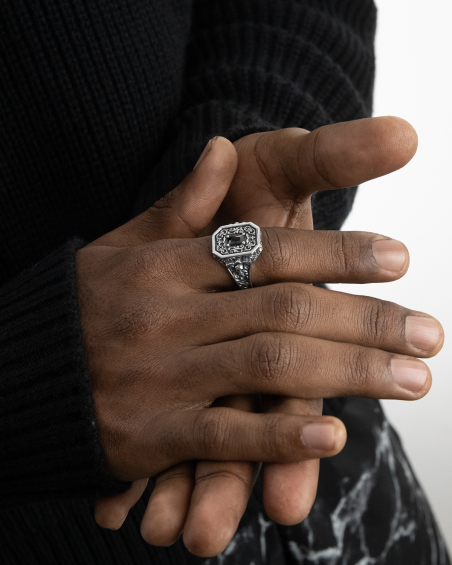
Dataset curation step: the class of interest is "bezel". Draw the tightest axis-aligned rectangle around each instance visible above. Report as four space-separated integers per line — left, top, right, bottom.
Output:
212 222 262 259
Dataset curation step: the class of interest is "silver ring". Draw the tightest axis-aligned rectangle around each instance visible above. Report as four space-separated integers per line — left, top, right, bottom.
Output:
212 222 262 289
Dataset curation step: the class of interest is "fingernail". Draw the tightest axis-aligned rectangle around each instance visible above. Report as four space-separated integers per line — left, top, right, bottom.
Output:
405 316 441 351
193 138 214 170
372 239 407 272
391 359 428 392
301 423 335 451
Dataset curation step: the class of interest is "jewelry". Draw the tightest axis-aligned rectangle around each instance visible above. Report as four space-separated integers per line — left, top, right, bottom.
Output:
212 222 262 289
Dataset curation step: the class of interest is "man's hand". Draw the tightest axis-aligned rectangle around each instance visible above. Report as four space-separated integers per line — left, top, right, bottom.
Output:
82 136 361 485
218 116 419 230
93 119 443 557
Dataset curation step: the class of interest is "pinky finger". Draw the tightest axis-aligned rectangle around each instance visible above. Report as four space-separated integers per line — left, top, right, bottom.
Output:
95 478 149 530
141 462 196 547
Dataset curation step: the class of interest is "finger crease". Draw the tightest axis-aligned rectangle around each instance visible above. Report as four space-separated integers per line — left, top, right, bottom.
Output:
195 469 252 489
312 128 341 190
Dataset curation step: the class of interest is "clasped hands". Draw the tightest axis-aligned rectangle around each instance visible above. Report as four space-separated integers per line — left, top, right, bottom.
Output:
77 117 444 558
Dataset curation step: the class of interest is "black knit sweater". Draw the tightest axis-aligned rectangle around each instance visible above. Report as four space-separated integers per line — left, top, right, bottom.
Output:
0 0 376 562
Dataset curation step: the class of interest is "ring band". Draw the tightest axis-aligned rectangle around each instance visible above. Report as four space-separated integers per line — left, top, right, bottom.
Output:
212 222 262 289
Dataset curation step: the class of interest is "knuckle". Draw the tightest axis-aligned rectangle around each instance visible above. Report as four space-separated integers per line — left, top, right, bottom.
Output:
112 297 166 340
156 465 193 486
268 284 314 332
360 298 401 346
260 229 290 275
195 466 254 491
330 232 364 277
262 414 290 458
128 240 183 283
345 346 374 392
195 411 232 457
249 333 294 387
311 127 340 189
128 245 158 279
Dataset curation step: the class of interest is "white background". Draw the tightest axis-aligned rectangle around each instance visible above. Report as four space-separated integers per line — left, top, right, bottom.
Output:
329 0 452 550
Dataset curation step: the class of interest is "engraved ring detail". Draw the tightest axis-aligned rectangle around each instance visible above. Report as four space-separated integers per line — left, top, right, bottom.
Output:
212 222 262 290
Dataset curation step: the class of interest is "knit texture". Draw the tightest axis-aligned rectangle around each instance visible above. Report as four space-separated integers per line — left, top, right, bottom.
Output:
0 240 131 507
134 0 376 228
0 0 377 560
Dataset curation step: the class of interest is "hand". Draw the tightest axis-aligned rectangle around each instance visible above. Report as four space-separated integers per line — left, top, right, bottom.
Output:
171 117 426 555
188 117 422 545
82 136 358 485
217 116 419 230
93 123 443 557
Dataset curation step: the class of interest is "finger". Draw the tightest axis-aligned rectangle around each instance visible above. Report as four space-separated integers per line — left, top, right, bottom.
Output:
261 397 322 525
181 394 259 557
179 229 410 291
94 478 149 530
180 334 432 401
181 400 323 549
184 284 444 358
182 460 261 557
98 136 238 247
142 396 260 554
141 462 195 547
255 230 410 285
263 458 319 525
181 398 323 548
268 116 418 199
131 409 346 480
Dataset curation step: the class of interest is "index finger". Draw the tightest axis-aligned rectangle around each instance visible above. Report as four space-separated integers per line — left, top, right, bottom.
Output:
177 228 409 291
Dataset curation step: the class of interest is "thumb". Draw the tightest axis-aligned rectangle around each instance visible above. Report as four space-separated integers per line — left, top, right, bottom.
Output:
100 137 238 247
272 116 418 197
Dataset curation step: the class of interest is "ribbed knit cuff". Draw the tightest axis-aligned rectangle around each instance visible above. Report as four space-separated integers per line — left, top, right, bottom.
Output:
0 240 130 508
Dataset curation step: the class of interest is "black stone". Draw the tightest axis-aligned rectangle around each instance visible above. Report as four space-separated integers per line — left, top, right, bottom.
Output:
227 234 245 248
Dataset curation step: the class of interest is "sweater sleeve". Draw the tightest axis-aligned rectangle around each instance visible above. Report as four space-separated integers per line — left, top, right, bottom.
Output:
133 0 377 230
0 0 376 508
0 239 130 508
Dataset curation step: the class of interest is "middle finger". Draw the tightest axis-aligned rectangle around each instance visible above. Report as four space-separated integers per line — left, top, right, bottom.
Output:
183 284 443 358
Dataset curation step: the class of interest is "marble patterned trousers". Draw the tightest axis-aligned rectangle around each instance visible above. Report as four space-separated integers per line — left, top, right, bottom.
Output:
198 398 451 565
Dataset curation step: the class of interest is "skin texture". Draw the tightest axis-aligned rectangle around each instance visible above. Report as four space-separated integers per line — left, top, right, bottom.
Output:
90 118 444 557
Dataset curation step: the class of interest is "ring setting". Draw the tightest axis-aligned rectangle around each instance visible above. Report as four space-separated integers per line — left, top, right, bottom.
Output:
212 222 262 289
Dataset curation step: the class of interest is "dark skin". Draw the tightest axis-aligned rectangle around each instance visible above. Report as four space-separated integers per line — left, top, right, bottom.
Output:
89 117 444 557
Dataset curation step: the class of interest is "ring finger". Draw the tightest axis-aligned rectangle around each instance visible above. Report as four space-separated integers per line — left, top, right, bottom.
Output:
176 333 432 401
